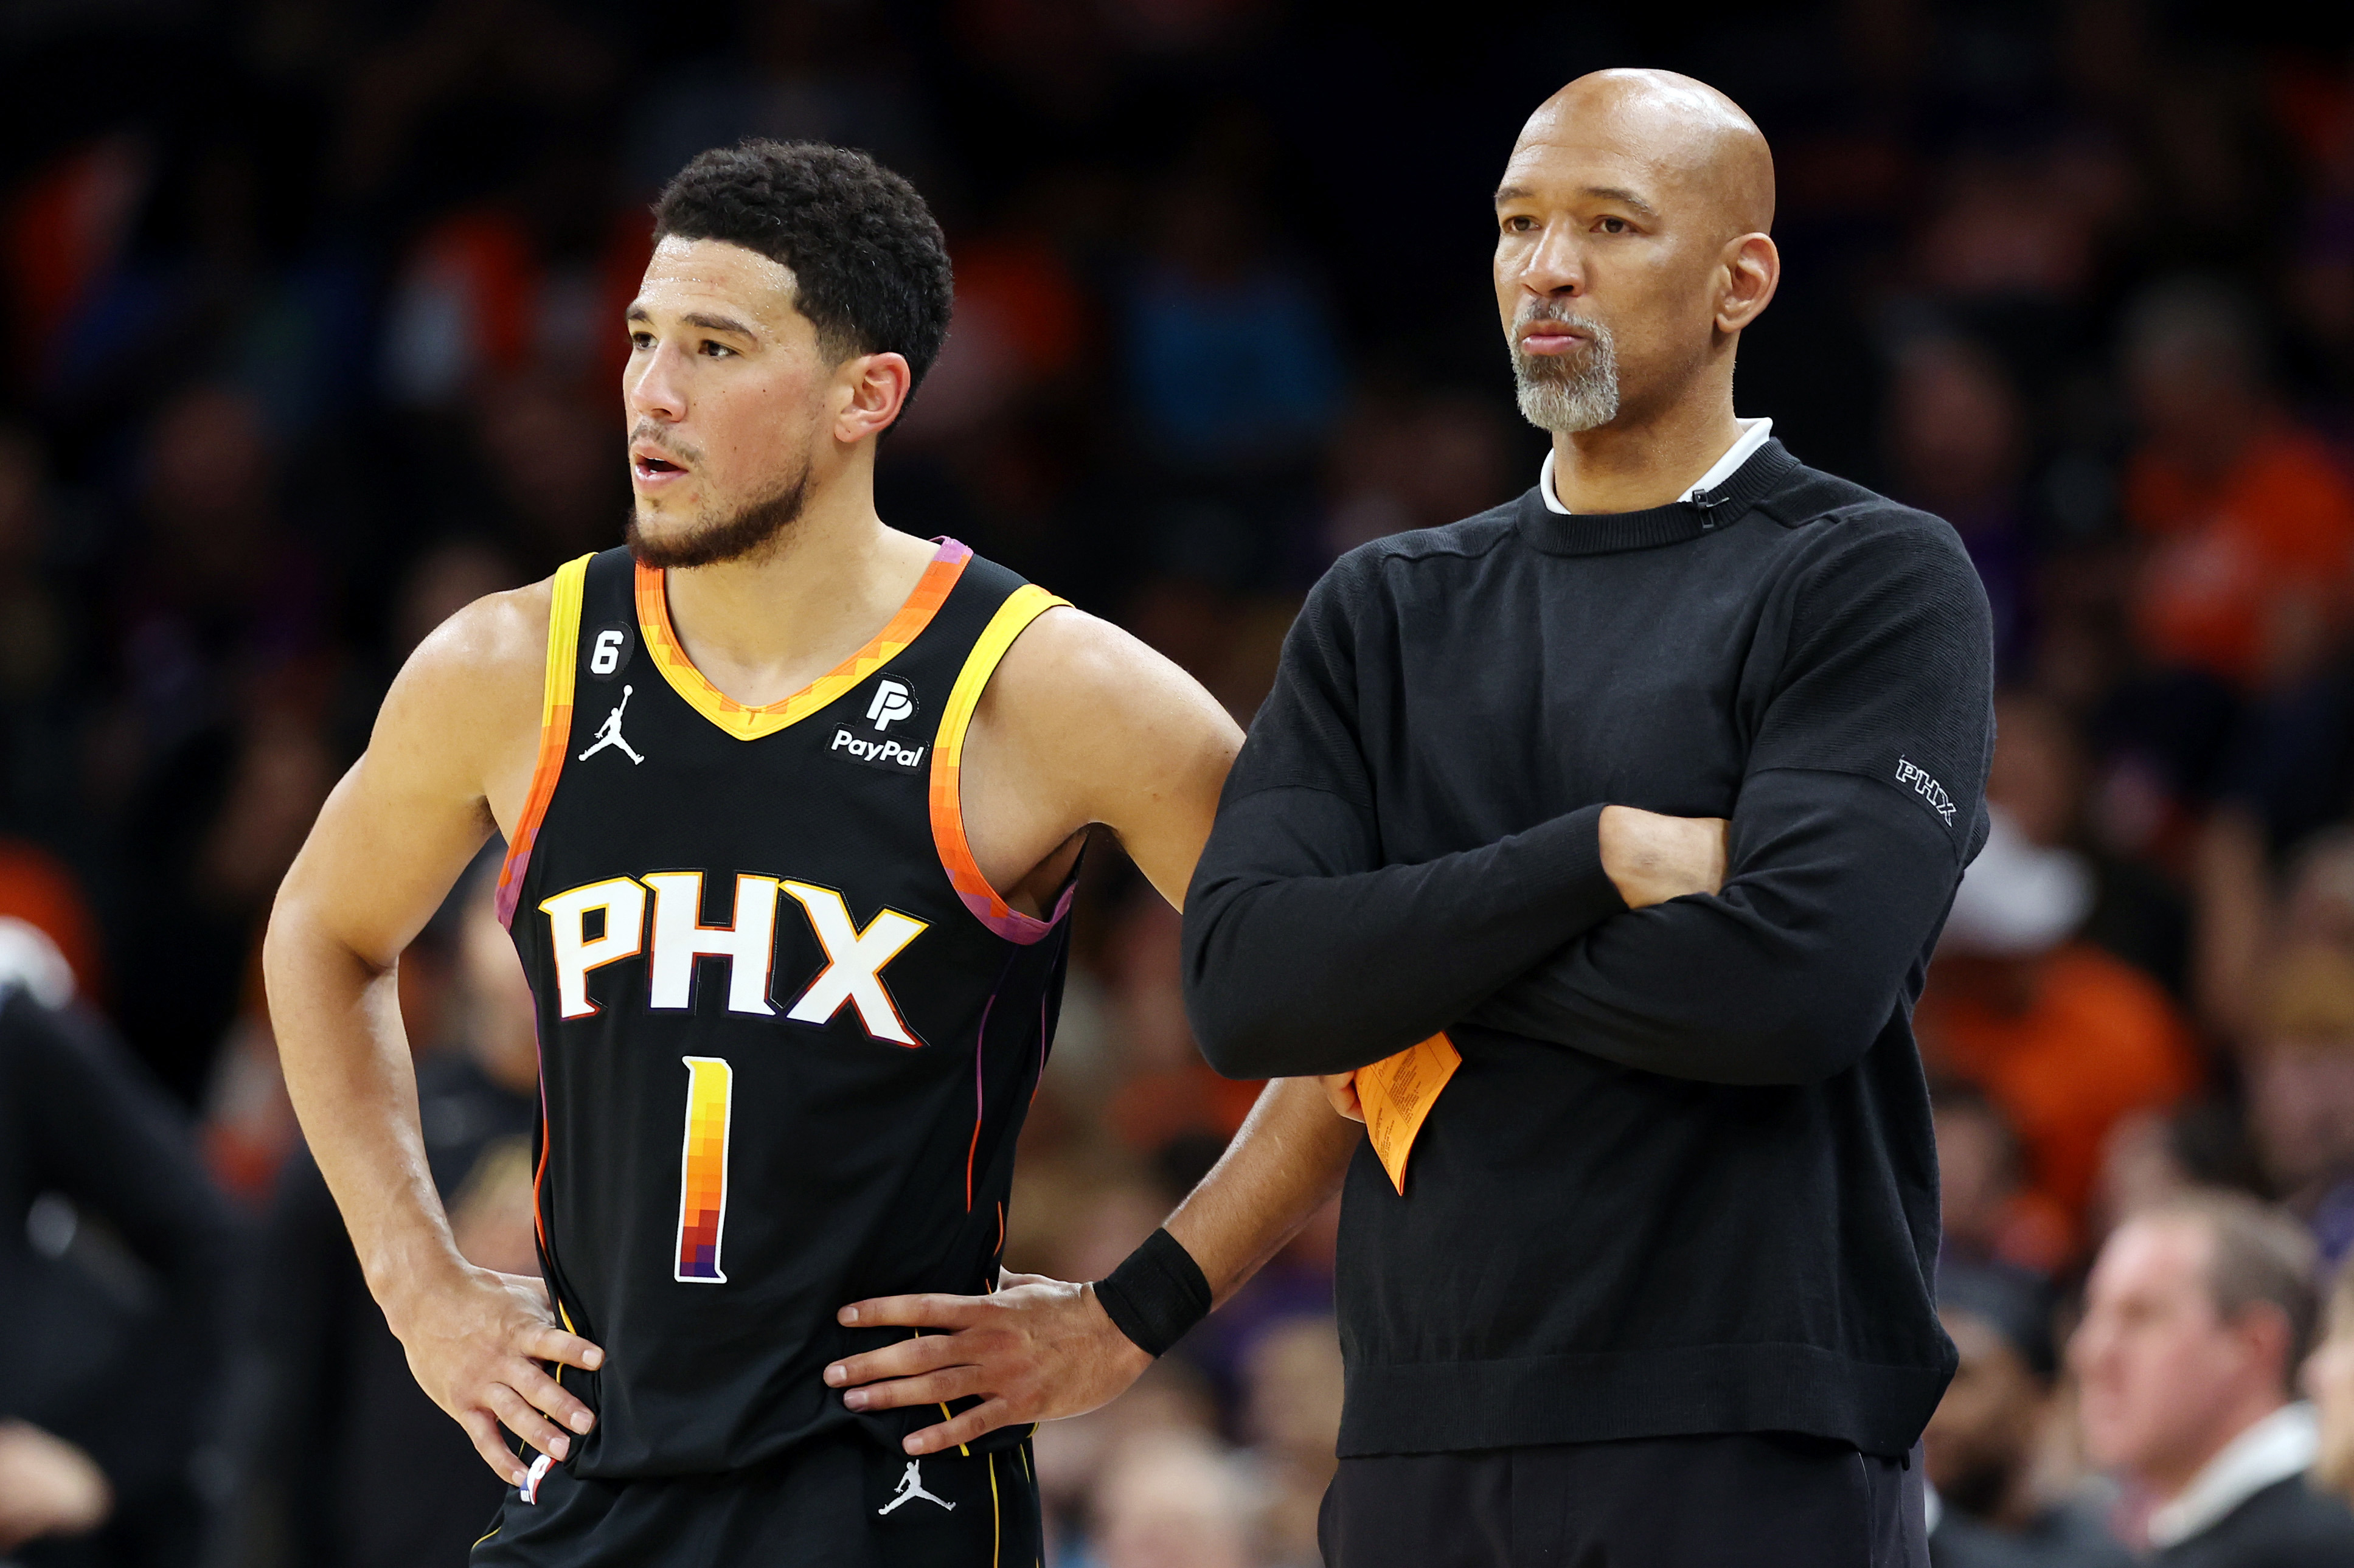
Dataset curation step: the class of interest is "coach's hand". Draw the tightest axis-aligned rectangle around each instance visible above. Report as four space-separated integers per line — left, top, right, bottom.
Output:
1320 1071 1365 1122
826 1274 1154 1455
388 1265 605 1486
1598 805 1729 908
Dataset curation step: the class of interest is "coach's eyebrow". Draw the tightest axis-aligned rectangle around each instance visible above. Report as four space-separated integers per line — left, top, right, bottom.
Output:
1583 186 1659 218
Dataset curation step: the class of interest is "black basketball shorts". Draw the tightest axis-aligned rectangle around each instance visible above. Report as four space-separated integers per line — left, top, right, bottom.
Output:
471 1435 1042 1568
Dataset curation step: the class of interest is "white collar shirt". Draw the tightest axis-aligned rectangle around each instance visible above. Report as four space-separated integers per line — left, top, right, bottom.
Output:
1539 416 1774 515
2145 1401 2322 1550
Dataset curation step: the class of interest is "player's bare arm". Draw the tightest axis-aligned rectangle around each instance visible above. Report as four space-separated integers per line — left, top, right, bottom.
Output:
263 582 605 1489
824 606 1369 1454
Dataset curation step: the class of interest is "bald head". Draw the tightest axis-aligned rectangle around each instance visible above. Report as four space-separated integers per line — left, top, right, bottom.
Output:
1518 69 1774 240
1492 68 1780 453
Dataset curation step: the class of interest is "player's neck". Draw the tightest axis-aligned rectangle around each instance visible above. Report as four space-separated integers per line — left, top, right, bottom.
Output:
1549 364 1743 515
656 469 939 709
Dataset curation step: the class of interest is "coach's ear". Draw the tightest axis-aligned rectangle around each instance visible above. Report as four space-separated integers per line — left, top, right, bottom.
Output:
835 351 913 446
1715 232 1779 336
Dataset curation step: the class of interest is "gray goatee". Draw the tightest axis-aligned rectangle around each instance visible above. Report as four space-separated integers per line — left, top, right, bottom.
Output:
1511 313 1620 434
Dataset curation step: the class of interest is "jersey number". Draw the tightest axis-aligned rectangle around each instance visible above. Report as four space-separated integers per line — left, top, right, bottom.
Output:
590 629 626 675
674 1056 732 1282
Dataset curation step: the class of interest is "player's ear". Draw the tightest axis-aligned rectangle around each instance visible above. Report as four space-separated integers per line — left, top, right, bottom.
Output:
835 352 913 445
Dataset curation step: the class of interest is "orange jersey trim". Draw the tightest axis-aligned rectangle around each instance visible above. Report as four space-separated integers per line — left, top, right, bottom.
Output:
634 539 971 743
497 555 591 928
927 585 1072 945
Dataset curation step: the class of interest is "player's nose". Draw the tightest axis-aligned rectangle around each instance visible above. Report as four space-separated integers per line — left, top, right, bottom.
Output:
625 345 690 424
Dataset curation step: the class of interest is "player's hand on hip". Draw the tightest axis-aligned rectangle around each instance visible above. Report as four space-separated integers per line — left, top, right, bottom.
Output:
826 1274 1154 1455
1598 805 1730 908
1321 1070 1366 1123
387 1265 605 1486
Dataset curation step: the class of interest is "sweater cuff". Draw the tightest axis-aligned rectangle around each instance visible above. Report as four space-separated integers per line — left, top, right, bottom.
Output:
1542 802 1626 933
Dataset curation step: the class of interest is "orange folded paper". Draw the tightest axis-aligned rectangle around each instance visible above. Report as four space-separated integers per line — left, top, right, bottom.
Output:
1353 1032 1461 1194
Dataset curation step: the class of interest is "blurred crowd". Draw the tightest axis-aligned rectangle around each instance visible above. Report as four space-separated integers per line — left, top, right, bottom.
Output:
7 0 2354 1565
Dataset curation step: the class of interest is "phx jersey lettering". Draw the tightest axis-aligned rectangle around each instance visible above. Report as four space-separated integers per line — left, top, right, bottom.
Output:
498 539 1072 1483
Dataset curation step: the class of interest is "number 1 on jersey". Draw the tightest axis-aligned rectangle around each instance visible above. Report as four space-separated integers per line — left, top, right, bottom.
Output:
675 1056 732 1283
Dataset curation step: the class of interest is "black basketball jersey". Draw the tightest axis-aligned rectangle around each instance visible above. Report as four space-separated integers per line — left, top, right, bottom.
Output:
497 538 1075 1479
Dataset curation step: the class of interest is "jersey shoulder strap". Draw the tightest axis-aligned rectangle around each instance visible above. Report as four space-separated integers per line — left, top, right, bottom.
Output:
496 553 594 925
928 569 1072 943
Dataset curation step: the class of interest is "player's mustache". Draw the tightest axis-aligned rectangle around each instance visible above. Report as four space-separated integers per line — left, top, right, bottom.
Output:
629 421 703 468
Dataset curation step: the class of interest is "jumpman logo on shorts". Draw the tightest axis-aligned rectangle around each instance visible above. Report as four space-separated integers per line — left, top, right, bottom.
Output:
578 685 645 765
877 1459 955 1514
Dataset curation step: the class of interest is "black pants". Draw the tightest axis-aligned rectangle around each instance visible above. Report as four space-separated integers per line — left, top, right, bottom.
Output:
1320 1433 1928 1568
471 1437 1041 1567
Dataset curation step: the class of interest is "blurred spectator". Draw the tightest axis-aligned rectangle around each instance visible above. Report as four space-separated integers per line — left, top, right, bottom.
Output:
1127 175 1338 473
1238 1316 1342 1568
0 837 104 1001
1926 1261 2131 1566
1886 336 2035 671
221 855 536 1568
2312 1252 2354 1511
1089 1431 1255 1568
2073 1191 2354 1562
1100 890 1260 1153
2123 279 2354 698
380 150 642 414
2243 948 2354 1271
1033 1358 1220 1562
0 930 241 1568
1318 389 1515 563
465 370 627 570
1919 803 2201 1255
0 1419 112 1556
1988 689 2190 999
1936 1085 2072 1277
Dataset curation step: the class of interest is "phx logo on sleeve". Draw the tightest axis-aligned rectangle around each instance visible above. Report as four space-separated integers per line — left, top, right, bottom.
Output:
830 677 929 774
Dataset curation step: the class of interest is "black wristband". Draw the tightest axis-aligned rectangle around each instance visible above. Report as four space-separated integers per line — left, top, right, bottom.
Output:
1093 1227 1213 1358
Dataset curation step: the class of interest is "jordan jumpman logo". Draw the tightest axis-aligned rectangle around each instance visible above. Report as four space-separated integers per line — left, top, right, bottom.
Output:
578 685 645 765
877 1459 955 1514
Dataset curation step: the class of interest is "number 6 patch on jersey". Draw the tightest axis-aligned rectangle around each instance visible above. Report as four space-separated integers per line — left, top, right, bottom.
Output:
675 1056 733 1282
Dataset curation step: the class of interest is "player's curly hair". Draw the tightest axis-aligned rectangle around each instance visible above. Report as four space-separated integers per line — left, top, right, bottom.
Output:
653 141 952 420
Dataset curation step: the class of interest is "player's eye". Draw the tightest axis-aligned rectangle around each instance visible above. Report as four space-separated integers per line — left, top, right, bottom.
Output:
1503 215 1535 233
630 330 655 351
701 340 736 358
1597 217 1630 234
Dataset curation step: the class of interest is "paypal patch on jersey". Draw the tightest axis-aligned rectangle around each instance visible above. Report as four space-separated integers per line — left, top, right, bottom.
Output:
831 675 927 772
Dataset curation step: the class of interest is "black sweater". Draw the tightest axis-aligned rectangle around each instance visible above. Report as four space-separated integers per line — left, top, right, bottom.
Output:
1182 440 1994 1459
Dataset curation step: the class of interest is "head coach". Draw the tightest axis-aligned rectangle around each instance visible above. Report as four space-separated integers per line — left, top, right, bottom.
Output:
1179 68 1995 1566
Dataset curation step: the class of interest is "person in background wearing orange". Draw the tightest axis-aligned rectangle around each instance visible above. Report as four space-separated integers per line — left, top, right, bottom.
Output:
1917 800 2200 1260
2124 280 2354 696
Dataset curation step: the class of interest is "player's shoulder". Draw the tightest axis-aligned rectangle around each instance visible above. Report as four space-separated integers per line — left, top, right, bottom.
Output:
379 572 559 730
987 600 1223 731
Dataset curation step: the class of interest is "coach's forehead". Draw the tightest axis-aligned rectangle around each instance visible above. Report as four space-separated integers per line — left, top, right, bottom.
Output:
1503 69 1774 238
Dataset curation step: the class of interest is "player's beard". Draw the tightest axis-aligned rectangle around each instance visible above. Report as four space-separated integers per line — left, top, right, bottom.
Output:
1511 307 1620 434
627 458 813 570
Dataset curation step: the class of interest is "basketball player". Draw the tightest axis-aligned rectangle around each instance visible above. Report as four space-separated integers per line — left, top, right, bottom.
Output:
258 142 1395 1564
